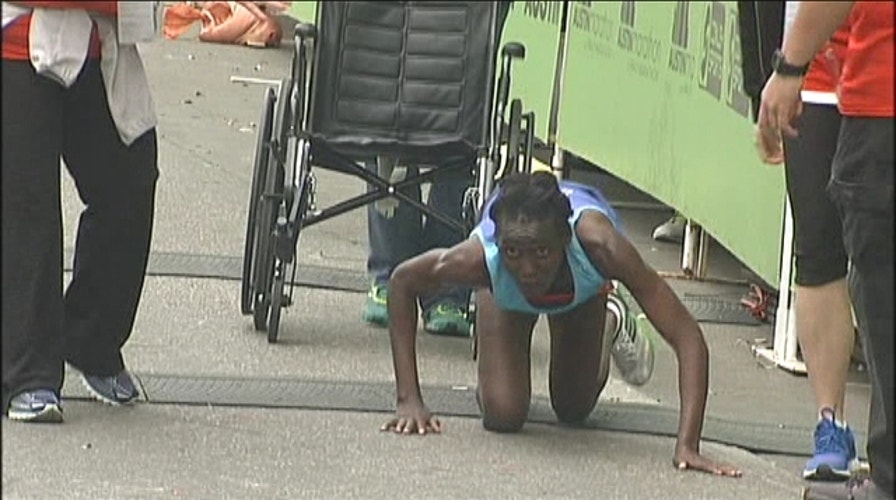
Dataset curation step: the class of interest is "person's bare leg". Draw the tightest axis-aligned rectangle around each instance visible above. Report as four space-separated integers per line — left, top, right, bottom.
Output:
475 289 538 433
547 294 614 425
795 278 854 417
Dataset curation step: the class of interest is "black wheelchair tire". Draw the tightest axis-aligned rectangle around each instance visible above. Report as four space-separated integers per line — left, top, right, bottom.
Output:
252 168 281 332
241 88 277 315
251 84 290 332
469 295 478 361
470 314 479 361
251 162 282 332
267 262 285 343
267 168 314 342
461 186 479 235
505 99 523 176
471 324 478 361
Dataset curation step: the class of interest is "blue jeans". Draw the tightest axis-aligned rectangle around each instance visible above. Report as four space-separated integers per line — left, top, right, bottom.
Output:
366 157 471 311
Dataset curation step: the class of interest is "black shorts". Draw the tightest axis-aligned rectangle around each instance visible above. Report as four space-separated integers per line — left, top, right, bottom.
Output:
783 102 848 286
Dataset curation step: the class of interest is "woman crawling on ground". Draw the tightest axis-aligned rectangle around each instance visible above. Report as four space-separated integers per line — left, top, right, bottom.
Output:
381 171 742 477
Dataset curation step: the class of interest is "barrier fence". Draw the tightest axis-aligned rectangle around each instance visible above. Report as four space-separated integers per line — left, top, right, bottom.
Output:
287 0 788 288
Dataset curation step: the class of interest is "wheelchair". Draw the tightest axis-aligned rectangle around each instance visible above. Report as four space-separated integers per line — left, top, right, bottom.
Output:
240 2 536 344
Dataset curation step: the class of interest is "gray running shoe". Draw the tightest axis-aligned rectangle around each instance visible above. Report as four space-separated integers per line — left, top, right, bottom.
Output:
6 389 63 423
606 289 654 386
80 370 140 406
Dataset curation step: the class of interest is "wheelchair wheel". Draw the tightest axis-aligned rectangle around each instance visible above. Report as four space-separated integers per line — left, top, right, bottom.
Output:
461 186 480 235
252 175 280 332
241 88 277 315
504 99 523 176
251 83 291 331
522 112 536 174
267 161 313 343
267 261 286 343
468 294 478 360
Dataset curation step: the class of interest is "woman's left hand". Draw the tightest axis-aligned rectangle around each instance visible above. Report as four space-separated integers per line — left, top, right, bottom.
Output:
755 73 804 165
674 447 743 478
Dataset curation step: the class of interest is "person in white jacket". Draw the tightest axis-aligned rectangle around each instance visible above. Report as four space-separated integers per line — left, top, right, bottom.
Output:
2 1 158 422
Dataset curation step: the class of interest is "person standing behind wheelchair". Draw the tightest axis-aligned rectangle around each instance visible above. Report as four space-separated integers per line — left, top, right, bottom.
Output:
362 155 474 337
361 1 514 337
2 1 158 422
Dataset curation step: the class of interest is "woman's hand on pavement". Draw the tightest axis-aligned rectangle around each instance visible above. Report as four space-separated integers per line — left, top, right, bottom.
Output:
380 401 442 435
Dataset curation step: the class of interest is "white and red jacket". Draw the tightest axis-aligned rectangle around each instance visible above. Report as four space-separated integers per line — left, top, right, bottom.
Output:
1 1 157 145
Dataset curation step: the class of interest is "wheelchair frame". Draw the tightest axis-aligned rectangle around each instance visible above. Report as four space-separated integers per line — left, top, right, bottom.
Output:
240 2 537 343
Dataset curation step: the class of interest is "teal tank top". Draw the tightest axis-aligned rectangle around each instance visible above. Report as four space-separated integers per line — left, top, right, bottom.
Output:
470 181 622 315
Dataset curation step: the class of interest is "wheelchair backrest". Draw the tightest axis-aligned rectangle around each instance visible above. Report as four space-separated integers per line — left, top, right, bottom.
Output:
308 1 501 162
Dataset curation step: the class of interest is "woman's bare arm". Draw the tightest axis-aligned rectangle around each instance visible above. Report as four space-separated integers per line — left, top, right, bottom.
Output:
577 211 740 476
383 238 489 433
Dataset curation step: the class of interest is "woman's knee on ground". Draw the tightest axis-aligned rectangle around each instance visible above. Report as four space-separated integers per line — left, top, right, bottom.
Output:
479 394 528 433
481 412 527 433
552 398 596 425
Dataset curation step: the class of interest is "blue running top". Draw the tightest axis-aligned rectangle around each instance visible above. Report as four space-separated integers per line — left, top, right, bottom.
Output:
471 180 622 315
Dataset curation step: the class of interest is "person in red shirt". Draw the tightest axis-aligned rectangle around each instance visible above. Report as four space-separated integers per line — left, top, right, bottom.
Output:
2 1 158 422
757 2 894 499
770 2 862 483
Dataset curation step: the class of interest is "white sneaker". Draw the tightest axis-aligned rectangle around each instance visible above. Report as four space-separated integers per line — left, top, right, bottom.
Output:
606 288 654 386
652 215 685 244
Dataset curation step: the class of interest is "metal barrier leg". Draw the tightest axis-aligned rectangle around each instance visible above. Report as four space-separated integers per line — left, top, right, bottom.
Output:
550 143 564 181
753 198 806 373
681 220 709 278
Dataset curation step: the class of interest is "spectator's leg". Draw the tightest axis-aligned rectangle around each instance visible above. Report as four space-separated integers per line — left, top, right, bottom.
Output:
364 158 422 325
1 61 66 411
418 162 473 336
784 103 856 480
829 116 894 496
419 165 472 310
60 60 159 377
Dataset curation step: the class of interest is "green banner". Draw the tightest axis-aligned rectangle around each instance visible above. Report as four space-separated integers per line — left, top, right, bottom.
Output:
559 1 785 285
499 2 564 140
287 0 317 23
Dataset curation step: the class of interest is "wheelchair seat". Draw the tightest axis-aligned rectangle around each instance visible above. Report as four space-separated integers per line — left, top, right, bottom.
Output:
310 1 499 163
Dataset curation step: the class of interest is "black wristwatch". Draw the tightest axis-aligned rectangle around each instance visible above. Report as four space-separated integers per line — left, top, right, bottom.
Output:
771 49 810 77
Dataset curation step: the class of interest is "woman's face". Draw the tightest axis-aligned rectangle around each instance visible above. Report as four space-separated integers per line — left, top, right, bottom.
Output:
496 215 569 298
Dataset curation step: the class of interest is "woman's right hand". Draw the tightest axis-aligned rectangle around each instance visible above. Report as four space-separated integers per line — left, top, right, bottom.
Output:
380 400 442 435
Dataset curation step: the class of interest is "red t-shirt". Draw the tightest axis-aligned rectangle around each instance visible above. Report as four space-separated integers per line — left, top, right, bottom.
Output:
838 1 895 117
803 22 850 94
1 2 117 61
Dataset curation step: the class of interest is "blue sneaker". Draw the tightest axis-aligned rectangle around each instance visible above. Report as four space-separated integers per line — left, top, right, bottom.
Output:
80 370 140 406
6 389 63 423
803 408 860 481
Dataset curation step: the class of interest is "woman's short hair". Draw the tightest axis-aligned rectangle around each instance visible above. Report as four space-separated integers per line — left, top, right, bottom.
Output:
489 172 573 240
